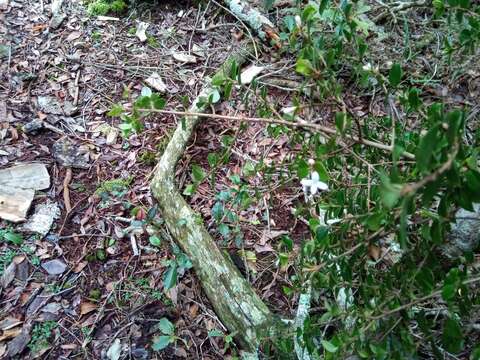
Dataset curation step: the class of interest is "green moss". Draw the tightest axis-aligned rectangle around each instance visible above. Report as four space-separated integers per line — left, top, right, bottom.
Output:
110 0 128 12
139 150 157 166
86 0 128 16
87 1 110 15
96 177 131 194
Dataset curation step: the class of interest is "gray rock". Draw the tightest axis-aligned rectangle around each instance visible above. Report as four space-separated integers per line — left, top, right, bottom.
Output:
22 201 60 237
22 119 44 134
442 203 480 259
15 260 29 281
53 138 91 168
0 163 50 190
0 44 10 59
49 12 65 29
41 259 67 275
0 262 16 288
7 326 31 357
37 96 77 116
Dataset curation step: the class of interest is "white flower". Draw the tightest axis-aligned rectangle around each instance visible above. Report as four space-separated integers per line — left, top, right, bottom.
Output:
295 15 302 28
362 63 372 71
301 171 328 200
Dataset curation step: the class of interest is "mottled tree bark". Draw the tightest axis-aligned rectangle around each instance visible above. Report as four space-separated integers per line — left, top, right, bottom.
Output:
150 46 283 353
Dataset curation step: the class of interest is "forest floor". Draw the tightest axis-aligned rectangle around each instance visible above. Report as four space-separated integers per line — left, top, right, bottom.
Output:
0 0 309 358
1 0 480 359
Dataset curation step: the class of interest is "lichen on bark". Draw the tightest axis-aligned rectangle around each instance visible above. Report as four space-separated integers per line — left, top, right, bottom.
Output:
150 44 283 352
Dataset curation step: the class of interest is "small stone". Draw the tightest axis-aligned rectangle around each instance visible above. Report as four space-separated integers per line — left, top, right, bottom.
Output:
49 13 66 30
22 201 60 237
0 262 16 288
22 119 44 134
52 138 90 169
443 203 480 259
7 326 31 357
0 44 10 59
37 96 77 116
41 259 67 275
145 72 167 93
15 260 29 281
0 0 8 10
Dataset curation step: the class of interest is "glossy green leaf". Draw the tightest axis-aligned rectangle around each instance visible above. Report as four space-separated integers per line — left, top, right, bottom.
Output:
149 235 162 247
442 318 464 353
416 124 439 172
152 335 173 351
158 318 175 335
321 340 339 353
163 263 177 290
388 63 402 87
296 58 314 77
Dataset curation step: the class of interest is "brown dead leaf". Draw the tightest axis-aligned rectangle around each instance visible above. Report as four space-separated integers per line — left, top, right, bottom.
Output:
174 347 188 358
73 261 88 273
189 303 199 318
80 301 98 316
0 327 22 342
66 31 82 42
368 244 381 261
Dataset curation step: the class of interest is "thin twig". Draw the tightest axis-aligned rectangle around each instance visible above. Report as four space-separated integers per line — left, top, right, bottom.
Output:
140 108 416 159
400 143 458 196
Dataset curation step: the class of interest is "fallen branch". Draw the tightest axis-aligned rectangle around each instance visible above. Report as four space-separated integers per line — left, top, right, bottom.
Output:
141 108 416 159
63 168 73 214
150 45 284 354
221 0 281 46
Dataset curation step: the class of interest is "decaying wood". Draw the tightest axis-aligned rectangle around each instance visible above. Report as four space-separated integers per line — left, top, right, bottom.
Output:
222 0 281 46
150 45 284 353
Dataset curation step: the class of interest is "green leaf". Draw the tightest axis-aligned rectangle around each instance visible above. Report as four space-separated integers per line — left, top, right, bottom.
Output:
388 63 402 87
442 318 464 353
151 94 166 110
321 340 339 353
191 164 206 183
442 284 456 300
296 159 309 179
208 329 223 337
182 184 196 196
335 112 347 133
152 335 173 351
366 212 383 231
135 96 151 109
380 176 402 208
416 124 439 172
209 89 221 104
4 232 23 245
218 223 230 238
416 268 434 292
207 153 219 168
158 318 175 335
149 235 162 247
296 58 314 77
108 104 123 117
163 263 177 290
407 88 422 110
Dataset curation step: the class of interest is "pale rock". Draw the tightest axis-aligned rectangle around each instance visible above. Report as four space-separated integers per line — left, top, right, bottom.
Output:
172 52 197 64
239 65 265 84
22 202 60 236
136 22 149 42
41 259 67 275
0 187 35 222
145 72 167 93
0 163 50 190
